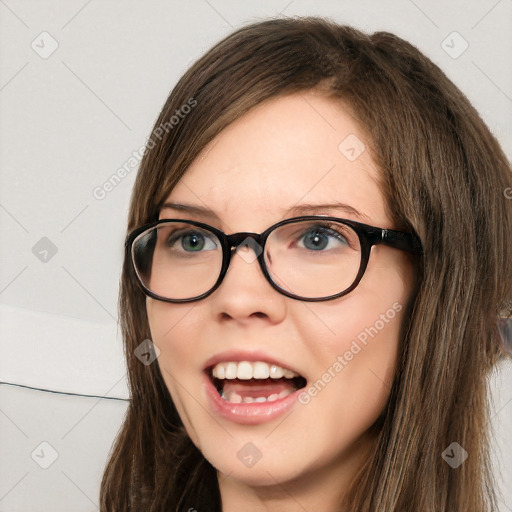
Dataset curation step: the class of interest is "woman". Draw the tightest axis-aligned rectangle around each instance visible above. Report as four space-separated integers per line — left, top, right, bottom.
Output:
100 16 512 511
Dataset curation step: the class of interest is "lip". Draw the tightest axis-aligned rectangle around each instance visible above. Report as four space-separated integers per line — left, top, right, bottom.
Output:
202 372 303 425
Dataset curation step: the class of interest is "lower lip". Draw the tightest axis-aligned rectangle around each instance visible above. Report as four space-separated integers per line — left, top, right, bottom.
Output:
203 372 302 425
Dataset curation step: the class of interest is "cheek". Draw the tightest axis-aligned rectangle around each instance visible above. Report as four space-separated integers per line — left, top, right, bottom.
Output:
295 293 403 405
146 299 202 441
288 297 405 454
292 254 412 427
295 288 405 367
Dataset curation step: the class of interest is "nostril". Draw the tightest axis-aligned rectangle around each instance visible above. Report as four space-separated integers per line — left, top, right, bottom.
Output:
249 312 267 319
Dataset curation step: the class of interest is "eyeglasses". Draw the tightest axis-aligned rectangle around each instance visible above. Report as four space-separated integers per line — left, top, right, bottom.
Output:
126 215 423 303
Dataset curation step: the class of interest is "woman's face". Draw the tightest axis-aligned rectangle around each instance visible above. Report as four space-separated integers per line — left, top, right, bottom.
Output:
147 91 416 501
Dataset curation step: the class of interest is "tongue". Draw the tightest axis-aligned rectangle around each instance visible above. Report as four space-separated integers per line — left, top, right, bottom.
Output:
222 378 296 399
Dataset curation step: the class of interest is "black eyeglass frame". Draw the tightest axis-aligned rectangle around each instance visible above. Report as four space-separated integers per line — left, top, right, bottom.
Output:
126 215 423 303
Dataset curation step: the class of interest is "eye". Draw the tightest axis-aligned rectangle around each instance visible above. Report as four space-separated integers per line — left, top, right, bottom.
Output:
297 225 350 251
167 229 218 252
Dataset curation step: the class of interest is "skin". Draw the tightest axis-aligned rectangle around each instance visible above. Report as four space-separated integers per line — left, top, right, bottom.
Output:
146 90 416 511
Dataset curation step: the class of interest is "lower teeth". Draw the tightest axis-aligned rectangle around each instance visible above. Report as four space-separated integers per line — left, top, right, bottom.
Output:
220 389 294 403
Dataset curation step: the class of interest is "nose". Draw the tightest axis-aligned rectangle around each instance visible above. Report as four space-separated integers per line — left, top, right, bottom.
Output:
209 240 287 324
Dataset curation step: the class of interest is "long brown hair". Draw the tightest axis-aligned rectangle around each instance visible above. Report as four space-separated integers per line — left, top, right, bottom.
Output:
100 16 512 511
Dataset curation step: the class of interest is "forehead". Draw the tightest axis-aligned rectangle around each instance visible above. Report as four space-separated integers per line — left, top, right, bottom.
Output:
162 92 389 230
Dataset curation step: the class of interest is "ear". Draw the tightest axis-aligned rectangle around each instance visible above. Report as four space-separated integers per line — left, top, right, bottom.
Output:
497 301 512 354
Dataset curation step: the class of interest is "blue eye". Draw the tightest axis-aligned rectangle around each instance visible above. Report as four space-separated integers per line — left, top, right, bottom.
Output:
298 226 349 251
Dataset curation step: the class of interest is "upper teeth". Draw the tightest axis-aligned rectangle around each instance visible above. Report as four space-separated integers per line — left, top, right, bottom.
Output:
211 361 299 380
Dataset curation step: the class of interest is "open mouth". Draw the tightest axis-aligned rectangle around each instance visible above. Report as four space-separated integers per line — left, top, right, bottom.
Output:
207 361 307 404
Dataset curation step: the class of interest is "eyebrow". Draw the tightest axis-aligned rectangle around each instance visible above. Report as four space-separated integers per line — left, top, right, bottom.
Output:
160 201 371 222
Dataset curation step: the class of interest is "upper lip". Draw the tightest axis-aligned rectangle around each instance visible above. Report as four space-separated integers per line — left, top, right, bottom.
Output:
202 349 305 378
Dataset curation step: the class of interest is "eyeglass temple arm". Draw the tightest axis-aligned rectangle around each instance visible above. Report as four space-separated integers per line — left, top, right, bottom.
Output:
379 228 423 254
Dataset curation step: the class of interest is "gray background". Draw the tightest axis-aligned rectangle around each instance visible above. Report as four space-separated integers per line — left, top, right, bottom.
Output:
0 0 511 510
